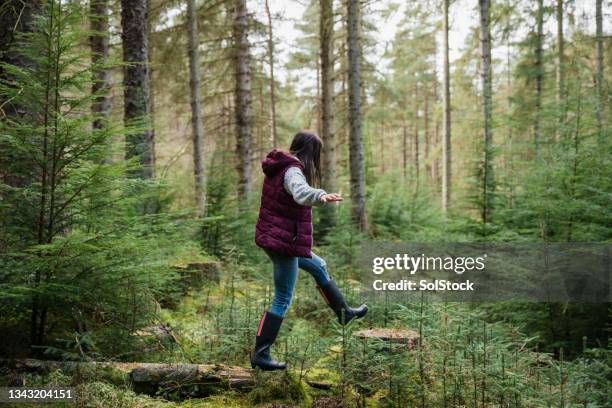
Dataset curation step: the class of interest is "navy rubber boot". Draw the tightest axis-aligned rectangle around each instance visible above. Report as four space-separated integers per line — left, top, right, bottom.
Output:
318 280 368 325
250 311 286 371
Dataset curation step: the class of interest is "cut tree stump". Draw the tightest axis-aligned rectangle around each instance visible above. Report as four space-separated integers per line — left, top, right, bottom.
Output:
355 328 420 350
134 323 179 344
0 359 254 396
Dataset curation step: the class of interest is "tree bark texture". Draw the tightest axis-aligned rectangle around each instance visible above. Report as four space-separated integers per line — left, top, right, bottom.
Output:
319 0 336 229
320 0 336 193
233 0 253 199
479 0 494 225
424 91 430 183
90 0 112 131
121 0 154 178
264 0 277 148
346 0 367 231
534 0 544 157
414 82 420 190
556 0 564 140
595 0 604 137
186 0 206 216
402 120 408 180
442 0 452 213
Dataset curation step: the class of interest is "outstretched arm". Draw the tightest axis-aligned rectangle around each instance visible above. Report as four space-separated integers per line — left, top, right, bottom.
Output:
284 167 327 206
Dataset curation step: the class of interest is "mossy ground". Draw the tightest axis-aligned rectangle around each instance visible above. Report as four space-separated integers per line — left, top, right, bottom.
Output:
3 258 609 407
0 370 348 408
0 259 359 407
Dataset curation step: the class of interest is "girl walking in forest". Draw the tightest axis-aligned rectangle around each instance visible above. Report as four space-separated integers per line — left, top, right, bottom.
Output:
251 130 368 371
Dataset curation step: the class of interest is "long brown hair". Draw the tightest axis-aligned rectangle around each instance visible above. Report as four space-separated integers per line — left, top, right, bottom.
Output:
289 130 323 187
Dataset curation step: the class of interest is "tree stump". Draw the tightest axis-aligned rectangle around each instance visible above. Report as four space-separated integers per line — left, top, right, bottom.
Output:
355 328 420 350
133 323 179 345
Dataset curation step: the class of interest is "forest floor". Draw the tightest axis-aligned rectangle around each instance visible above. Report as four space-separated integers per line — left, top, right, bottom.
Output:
0 259 377 408
2 256 604 407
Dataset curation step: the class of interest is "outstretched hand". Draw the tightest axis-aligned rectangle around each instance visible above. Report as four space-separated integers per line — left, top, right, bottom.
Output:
320 193 343 203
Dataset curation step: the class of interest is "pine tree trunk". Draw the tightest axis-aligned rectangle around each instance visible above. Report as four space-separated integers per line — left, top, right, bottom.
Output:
258 60 265 162
414 82 419 190
186 0 206 216
432 49 440 191
380 119 385 173
424 91 430 184
319 0 336 229
340 11 348 161
442 0 451 213
479 0 494 225
346 0 367 231
595 0 604 138
505 11 515 208
556 0 565 141
534 0 543 157
320 0 336 186
90 0 111 132
316 62 321 133
402 120 408 180
379 92 385 174
146 0 156 173
121 0 154 179
233 0 253 199
264 0 277 148
433 121 440 186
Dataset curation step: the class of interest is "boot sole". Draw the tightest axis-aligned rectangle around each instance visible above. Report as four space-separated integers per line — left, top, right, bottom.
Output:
339 306 368 325
251 362 286 371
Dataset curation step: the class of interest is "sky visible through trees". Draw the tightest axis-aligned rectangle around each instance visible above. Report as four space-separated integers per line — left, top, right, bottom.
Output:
240 0 609 93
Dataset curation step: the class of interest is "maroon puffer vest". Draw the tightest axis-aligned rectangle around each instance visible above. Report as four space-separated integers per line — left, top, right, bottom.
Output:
255 149 313 258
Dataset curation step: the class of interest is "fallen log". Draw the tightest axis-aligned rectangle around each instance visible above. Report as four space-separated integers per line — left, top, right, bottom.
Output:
0 359 254 397
130 362 253 395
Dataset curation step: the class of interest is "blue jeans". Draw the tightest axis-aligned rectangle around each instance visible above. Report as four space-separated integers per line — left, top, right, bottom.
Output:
265 249 331 317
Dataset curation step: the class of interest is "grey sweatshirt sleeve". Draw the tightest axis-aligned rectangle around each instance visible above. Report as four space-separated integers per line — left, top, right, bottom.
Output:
284 166 327 206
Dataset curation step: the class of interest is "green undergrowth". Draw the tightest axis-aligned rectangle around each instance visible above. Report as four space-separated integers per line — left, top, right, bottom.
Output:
3 258 609 407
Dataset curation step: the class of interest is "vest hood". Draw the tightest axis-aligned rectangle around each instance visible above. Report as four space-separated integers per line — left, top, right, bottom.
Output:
261 149 303 177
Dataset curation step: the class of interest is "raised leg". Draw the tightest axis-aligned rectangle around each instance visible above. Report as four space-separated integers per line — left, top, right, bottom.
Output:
300 252 368 325
298 252 331 286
